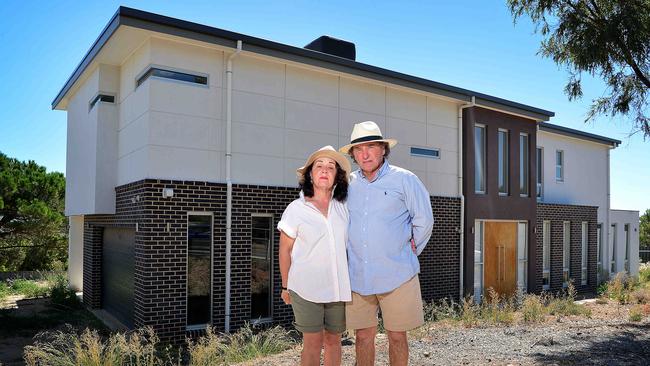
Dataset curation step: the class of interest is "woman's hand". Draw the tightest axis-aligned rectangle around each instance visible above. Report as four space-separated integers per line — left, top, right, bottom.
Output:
281 289 291 304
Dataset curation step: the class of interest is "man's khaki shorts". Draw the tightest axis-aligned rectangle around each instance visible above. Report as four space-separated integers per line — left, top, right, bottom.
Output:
345 275 424 332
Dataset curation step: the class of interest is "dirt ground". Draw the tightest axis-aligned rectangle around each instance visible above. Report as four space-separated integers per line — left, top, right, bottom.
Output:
0 296 106 366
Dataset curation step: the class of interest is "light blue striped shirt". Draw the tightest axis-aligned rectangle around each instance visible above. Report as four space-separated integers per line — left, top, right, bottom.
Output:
347 160 434 295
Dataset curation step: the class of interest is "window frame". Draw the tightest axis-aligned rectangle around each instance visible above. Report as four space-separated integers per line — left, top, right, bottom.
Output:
186 212 214 331
136 65 209 89
88 93 116 112
581 222 588 286
562 221 571 288
536 147 543 200
624 224 630 273
556 150 564 182
498 129 509 196
610 224 617 274
542 220 551 290
250 213 274 324
474 124 487 194
519 133 529 197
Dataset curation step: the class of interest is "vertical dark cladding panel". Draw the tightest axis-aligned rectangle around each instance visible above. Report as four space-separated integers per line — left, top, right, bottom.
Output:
84 179 460 344
534 203 598 294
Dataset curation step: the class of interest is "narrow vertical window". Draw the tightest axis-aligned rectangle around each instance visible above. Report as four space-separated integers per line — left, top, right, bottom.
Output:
581 222 588 285
563 221 570 288
498 129 509 195
474 220 484 302
251 215 273 322
517 222 528 291
187 214 213 328
536 147 543 199
556 150 564 182
624 224 630 273
610 224 617 273
597 223 602 283
519 133 529 196
543 221 551 290
474 125 486 194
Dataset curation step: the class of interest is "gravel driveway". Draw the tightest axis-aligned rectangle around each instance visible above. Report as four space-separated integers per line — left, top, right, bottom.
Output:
240 303 650 365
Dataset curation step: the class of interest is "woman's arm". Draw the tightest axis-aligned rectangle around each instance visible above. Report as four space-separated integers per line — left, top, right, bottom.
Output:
279 230 296 304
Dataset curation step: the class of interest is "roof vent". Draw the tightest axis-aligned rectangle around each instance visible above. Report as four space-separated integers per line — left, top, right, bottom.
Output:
304 36 356 61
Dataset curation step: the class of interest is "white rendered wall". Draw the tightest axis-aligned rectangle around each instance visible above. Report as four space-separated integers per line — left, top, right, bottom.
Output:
113 36 459 196
67 215 84 291
610 210 640 276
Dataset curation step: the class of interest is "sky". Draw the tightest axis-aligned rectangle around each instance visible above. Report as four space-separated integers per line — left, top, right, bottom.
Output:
0 0 647 213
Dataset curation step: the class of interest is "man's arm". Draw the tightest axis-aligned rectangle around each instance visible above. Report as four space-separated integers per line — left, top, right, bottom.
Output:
404 174 434 255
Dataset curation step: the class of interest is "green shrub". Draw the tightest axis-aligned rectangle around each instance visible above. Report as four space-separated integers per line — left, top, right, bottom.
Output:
48 273 81 309
0 282 9 302
459 297 480 328
605 272 637 304
521 294 546 323
639 263 650 284
11 279 49 298
629 306 643 322
24 326 177 366
423 298 461 322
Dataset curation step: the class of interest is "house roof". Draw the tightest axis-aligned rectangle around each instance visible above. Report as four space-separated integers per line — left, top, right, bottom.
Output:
539 122 621 147
52 6 555 121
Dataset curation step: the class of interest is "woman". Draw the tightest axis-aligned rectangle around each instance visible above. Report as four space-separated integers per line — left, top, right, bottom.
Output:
278 145 352 366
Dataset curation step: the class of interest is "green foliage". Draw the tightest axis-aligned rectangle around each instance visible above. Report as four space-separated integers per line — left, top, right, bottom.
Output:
521 293 546 323
639 262 650 283
0 151 67 271
48 273 82 309
629 305 643 322
10 279 49 298
641 209 650 249
605 272 637 304
0 282 9 302
508 0 650 138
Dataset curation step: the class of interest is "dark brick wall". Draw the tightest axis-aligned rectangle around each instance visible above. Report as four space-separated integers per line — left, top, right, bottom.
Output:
82 179 461 343
419 196 461 302
534 203 598 294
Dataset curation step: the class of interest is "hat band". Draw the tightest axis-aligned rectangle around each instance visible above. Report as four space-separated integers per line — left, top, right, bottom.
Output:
350 135 384 144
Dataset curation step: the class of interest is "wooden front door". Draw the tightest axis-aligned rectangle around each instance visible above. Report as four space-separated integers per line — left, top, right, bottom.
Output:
484 222 517 298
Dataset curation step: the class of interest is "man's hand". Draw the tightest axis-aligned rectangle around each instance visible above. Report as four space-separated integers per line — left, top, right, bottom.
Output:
411 238 416 254
281 289 291 304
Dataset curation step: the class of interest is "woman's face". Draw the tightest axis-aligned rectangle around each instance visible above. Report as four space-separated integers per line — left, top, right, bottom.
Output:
311 157 337 191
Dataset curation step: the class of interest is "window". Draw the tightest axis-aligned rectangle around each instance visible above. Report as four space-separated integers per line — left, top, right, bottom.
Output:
187 214 213 328
251 215 273 322
517 222 528 291
410 147 440 159
519 133 529 196
624 224 630 272
543 221 551 290
498 129 509 195
581 222 588 285
563 221 570 287
610 224 617 273
556 150 564 182
597 223 602 284
474 125 486 194
536 147 543 200
474 220 484 302
89 93 115 111
137 67 208 88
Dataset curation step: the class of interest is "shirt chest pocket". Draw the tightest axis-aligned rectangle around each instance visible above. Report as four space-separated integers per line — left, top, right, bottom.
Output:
372 188 404 212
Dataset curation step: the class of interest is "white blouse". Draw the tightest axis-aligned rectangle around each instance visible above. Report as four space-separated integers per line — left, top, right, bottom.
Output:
278 192 351 303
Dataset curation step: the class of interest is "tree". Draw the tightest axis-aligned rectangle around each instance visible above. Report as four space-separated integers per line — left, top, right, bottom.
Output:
508 0 650 138
0 152 67 271
641 209 650 248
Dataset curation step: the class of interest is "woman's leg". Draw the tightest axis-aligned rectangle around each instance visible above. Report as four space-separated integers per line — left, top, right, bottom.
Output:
301 331 324 366
322 330 342 366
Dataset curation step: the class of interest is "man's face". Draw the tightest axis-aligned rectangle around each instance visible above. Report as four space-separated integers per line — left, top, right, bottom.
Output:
352 142 385 175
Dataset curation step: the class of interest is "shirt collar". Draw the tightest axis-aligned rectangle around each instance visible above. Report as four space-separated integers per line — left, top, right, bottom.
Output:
357 159 390 183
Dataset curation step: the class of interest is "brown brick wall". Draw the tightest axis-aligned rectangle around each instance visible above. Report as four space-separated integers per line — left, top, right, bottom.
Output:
534 203 598 294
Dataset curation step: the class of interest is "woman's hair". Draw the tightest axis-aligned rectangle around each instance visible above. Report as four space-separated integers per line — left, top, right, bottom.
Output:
299 162 348 202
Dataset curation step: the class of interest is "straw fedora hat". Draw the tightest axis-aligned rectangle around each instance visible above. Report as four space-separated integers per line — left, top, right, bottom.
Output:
296 145 352 181
339 121 397 154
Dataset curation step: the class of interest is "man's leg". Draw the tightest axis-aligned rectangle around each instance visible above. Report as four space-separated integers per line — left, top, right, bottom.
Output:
355 326 377 366
386 330 408 366
301 331 323 366
322 331 342 366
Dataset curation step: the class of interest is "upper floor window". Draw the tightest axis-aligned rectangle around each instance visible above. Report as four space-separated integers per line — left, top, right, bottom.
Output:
498 129 509 195
474 124 486 194
536 147 543 200
556 150 564 182
89 93 115 111
137 67 208 88
519 133 529 196
410 147 440 159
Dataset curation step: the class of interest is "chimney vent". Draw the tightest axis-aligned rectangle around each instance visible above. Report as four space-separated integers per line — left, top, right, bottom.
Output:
304 36 356 61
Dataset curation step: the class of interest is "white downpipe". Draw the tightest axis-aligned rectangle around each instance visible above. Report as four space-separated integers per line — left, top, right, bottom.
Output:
606 147 611 280
225 40 242 333
457 96 475 300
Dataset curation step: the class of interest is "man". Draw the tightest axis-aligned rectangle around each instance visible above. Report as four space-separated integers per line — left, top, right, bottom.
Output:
340 121 434 366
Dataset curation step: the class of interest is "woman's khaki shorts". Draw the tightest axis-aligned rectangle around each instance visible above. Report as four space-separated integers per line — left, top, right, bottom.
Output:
345 275 424 332
289 290 346 334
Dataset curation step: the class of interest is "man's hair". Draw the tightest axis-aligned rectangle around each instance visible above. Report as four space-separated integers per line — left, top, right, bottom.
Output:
347 142 391 164
299 162 349 202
